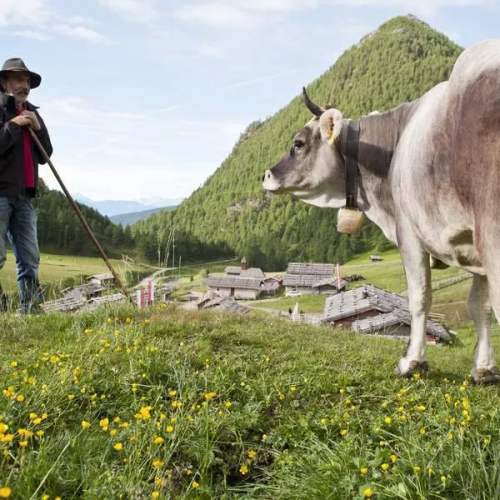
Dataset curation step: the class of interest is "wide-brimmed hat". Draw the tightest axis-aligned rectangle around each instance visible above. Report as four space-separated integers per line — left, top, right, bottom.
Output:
0 58 41 92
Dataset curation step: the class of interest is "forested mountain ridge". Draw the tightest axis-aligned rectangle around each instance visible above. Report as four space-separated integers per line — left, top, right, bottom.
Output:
132 15 463 270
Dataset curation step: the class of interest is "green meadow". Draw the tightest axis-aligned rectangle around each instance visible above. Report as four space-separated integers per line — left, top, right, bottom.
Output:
0 304 498 499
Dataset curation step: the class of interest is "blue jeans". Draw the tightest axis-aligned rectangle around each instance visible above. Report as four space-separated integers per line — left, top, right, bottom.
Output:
0 195 43 313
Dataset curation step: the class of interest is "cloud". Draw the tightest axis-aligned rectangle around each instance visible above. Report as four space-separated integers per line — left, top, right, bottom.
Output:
0 0 51 27
52 24 110 44
11 29 50 41
99 0 160 23
173 3 261 29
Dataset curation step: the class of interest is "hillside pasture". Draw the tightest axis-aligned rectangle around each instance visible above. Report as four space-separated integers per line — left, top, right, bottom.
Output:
0 306 499 499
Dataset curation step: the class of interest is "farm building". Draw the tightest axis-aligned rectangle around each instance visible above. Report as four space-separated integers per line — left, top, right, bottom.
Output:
225 258 265 279
61 283 105 302
206 276 263 300
197 291 250 314
283 263 345 295
86 273 115 287
323 284 451 343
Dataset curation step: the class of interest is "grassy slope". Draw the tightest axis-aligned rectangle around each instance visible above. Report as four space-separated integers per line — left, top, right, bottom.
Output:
0 252 140 294
0 306 498 499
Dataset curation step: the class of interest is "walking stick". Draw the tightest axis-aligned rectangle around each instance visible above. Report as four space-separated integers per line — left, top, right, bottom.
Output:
28 128 132 302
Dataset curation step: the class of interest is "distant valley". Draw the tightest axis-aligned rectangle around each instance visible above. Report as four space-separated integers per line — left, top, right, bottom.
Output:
75 194 182 217
110 206 177 227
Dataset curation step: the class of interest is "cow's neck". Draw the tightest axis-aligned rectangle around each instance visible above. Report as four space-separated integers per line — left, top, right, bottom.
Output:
343 101 419 243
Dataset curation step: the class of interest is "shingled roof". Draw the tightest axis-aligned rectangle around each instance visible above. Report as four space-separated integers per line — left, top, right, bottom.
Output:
323 285 451 342
286 263 334 276
224 267 265 279
206 276 263 290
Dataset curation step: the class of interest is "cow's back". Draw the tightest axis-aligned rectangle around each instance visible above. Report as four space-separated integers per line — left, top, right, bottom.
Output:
447 40 500 223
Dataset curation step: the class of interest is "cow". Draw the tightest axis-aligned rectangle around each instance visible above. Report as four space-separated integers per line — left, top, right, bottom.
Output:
262 40 500 383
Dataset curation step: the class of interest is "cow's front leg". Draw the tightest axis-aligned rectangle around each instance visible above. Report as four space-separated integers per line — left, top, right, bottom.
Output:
469 274 500 383
397 238 431 377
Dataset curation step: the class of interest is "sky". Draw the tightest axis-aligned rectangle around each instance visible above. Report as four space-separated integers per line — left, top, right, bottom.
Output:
0 0 499 202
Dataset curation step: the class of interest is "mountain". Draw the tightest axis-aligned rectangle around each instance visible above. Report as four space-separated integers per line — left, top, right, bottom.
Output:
130 15 463 269
110 206 177 227
74 194 182 217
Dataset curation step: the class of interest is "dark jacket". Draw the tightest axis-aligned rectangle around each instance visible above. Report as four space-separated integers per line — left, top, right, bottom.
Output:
0 93 52 197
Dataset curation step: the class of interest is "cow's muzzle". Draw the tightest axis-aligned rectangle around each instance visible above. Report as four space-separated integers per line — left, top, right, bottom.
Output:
262 169 282 192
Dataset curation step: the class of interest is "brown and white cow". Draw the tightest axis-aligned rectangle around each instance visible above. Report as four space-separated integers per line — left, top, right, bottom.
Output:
263 40 500 383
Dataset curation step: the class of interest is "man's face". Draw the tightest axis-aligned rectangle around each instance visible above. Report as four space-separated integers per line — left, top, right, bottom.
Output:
2 72 30 104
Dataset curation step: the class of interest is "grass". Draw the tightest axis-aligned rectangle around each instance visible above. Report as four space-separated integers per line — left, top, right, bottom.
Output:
0 306 500 499
254 294 327 314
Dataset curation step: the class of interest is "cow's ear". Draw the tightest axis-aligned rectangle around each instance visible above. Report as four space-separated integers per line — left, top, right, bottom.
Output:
319 109 344 145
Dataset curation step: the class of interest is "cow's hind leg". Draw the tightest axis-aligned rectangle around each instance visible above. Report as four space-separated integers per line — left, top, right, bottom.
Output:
396 236 431 377
471 274 500 383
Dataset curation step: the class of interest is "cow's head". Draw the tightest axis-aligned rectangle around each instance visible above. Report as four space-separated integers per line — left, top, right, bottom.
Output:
262 88 348 208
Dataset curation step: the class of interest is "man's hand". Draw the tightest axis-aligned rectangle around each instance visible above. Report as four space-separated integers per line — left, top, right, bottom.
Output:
20 110 41 131
10 115 32 128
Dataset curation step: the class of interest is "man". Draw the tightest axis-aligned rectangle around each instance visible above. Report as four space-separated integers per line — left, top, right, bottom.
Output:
0 58 52 313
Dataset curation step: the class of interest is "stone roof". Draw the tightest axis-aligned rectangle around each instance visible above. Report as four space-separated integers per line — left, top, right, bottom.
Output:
311 278 348 289
41 297 86 313
224 267 265 279
286 263 334 276
62 283 105 297
323 285 451 342
206 276 263 290
80 293 127 312
86 273 115 282
197 291 250 314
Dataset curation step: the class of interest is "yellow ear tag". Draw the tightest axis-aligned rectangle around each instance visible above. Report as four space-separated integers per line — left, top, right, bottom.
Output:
328 131 337 145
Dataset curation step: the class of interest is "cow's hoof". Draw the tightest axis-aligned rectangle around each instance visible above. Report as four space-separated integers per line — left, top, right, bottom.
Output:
396 358 429 378
472 366 500 384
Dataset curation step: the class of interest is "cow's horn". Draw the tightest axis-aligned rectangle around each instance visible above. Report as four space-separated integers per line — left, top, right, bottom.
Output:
302 87 324 117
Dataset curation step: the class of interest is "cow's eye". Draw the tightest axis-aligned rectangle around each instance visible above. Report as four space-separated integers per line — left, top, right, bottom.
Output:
294 139 304 149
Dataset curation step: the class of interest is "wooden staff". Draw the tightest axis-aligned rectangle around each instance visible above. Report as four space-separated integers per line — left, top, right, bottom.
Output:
28 128 132 302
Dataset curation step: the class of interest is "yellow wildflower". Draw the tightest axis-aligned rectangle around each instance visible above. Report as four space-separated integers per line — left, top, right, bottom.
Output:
340 429 348 437
19 440 28 447
360 467 368 474
247 449 257 459
240 464 248 475
152 493 160 499
154 437 164 444
166 426 174 433
169 390 177 397
16 394 25 403
36 431 44 437
364 488 373 498
0 487 11 498
384 417 392 424
68 394 75 400
114 442 123 451
153 460 164 468
390 454 397 463
381 463 390 471
192 481 200 488
414 466 421 473
81 421 91 429
204 391 216 400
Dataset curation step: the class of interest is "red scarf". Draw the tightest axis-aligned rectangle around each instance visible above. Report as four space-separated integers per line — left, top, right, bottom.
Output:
16 104 34 188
